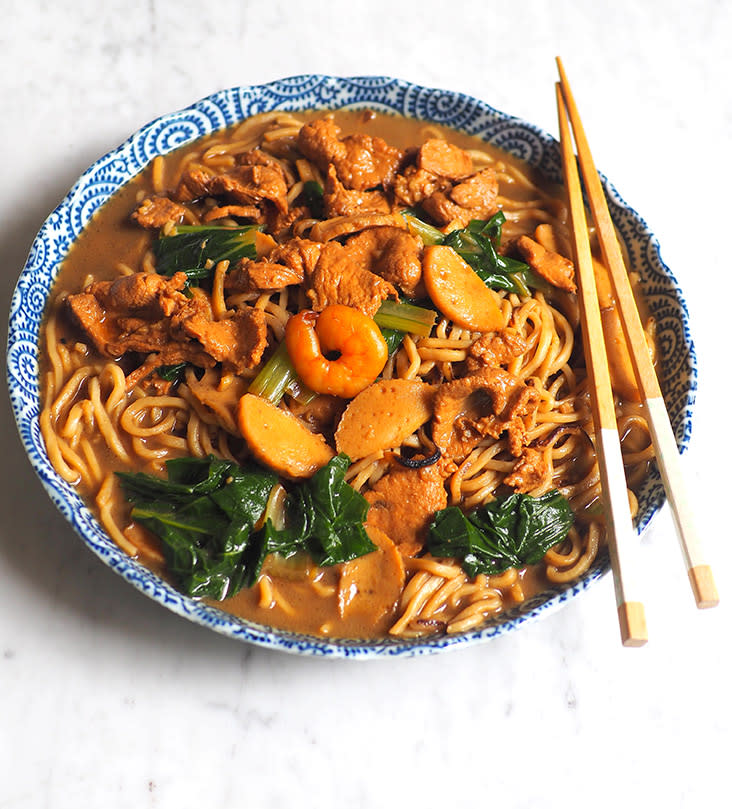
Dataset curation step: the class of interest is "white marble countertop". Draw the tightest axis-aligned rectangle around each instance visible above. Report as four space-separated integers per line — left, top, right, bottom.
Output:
2 1 730 806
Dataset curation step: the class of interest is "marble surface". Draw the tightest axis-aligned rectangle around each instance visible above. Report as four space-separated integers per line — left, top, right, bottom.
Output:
1 1 730 806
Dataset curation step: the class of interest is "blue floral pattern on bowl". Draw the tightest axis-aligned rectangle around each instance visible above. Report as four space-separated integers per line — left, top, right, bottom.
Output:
6 75 696 658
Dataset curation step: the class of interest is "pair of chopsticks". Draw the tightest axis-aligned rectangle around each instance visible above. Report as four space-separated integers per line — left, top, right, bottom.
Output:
555 57 719 646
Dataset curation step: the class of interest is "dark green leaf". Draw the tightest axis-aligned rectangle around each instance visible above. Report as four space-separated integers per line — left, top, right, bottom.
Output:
404 210 549 296
380 327 405 356
289 454 375 566
427 490 574 577
154 225 262 280
156 362 188 383
117 453 374 601
300 180 324 219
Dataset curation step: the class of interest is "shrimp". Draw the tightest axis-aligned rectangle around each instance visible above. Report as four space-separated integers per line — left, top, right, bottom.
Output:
285 304 388 398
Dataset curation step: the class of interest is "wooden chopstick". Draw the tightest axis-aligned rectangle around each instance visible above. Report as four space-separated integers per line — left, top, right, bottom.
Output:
555 84 648 646
556 57 719 610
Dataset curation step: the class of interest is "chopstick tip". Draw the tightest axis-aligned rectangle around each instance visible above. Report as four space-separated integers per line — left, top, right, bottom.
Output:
618 601 648 647
689 565 719 609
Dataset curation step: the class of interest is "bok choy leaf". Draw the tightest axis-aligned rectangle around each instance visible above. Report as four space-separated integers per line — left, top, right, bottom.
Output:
154 224 263 280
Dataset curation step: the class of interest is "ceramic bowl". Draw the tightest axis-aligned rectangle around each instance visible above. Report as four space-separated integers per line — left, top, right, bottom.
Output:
7 75 696 657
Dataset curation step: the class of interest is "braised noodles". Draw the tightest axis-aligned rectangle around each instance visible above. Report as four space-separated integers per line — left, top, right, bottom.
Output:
39 109 657 639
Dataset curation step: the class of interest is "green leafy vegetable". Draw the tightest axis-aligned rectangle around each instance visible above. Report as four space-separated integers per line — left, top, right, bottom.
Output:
156 362 189 384
117 453 374 600
427 490 574 577
379 327 406 356
443 214 544 296
402 210 548 296
154 224 263 280
300 180 324 219
285 453 375 567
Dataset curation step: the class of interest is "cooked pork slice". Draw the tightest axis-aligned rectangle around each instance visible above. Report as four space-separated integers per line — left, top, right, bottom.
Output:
65 293 119 356
422 167 499 228
391 165 448 207
305 241 397 317
208 164 289 214
225 258 304 293
132 197 188 229
66 271 268 376
322 165 391 217
466 329 530 371
175 165 218 202
417 139 473 181
516 235 577 293
343 226 423 297
365 457 456 558
432 367 540 461
85 271 189 318
503 447 549 493
297 117 403 191
176 308 268 373
174 157 289 217
225 237 321 294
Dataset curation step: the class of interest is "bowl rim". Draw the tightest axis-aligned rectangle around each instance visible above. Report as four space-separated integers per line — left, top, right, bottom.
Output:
6 74 696 658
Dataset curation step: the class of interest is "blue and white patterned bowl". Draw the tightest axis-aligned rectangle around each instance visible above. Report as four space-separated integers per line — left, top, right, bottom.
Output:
6 76 695 658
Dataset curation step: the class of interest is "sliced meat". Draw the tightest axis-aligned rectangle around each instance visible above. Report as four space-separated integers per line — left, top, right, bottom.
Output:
65 293 120 356
238 148 286 171
209 164 289 215
422 168 499 228
432 367 540 461
392 165 450 207
365 457 455 557
230 236 396 317
417 139 473 180
175 165 218 202
269 237 324 276
174 160 288 216
297 117 403 191
322 165 391 217
176 308 268 373
265 204 311 241
343 226 423 297
516 235 576 293
466 329 530 371
225 257 304 293
131 197 188 229
503 447 548 493
86 271 188 316
305 241 397 317
225 237 320 294
66 271 268 379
